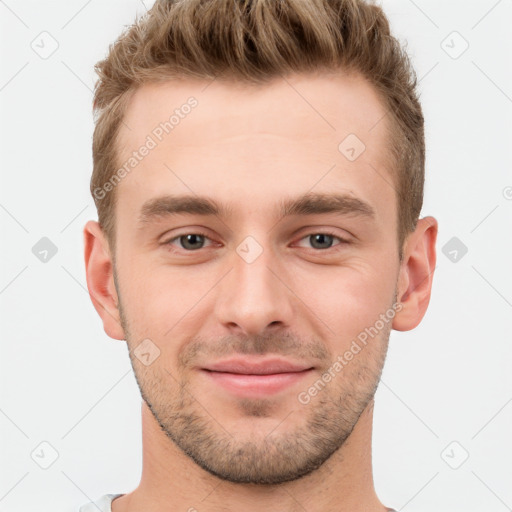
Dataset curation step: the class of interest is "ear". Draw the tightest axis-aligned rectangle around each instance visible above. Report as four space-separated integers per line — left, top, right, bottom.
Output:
83 220 125 340
392 216 438 331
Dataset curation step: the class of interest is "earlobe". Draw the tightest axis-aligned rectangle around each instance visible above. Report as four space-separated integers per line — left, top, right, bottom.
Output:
392 216 438 332
83 220 125 340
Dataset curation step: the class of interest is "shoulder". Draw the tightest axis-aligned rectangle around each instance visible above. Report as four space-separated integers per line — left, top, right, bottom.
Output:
79 493 124 512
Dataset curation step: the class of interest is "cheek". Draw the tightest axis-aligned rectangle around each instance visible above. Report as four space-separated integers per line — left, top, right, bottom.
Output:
295 261 396 343
117 243 398 352
120 261 217 336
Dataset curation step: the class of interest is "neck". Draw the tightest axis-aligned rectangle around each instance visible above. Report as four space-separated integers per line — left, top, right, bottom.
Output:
112 398 390 512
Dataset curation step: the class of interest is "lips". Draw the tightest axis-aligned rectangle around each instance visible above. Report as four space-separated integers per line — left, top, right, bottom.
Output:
203 357 313 375
200 357 314 397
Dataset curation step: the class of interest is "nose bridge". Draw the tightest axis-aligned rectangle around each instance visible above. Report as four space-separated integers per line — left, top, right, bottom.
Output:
214 234 293 335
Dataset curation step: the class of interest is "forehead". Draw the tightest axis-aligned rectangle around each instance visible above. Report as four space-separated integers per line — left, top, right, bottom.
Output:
119 71 391 150
114 71 396 229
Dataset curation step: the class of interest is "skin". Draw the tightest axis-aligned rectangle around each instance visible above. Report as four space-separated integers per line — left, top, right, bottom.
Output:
84 71 437 512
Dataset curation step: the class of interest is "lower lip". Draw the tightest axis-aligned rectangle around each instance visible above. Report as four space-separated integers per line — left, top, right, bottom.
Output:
202 369 313 397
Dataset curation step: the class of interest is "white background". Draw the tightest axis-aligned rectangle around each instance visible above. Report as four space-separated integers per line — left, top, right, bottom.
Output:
1 1 511 511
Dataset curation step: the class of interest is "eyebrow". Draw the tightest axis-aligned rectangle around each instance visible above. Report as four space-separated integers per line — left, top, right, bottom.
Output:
137 192 376 227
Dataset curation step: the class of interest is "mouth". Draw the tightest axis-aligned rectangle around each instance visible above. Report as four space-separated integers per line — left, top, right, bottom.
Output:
200 357 314 397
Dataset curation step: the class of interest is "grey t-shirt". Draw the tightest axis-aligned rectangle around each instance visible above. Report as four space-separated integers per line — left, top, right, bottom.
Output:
79 494 124 512
79 494 397 511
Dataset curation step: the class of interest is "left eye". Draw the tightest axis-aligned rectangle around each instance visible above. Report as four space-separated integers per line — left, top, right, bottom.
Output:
165 232 347 251
295 232 347 250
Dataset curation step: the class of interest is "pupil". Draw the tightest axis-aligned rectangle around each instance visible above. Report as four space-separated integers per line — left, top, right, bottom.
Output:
182 234 203 250
311 234 333 249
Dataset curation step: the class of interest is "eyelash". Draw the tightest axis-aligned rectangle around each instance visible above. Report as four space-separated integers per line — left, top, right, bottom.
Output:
163 231 350 253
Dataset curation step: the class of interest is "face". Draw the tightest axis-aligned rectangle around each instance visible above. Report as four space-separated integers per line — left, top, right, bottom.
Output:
112 71 402 484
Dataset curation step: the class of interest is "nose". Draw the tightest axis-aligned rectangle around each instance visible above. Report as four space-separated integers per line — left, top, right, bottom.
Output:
213 238 294 337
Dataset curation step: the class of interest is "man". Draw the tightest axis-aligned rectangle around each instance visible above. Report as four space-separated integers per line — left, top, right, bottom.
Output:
82 0 437 510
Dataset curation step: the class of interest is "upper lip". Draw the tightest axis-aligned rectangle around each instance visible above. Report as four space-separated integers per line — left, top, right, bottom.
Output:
202 357 313 375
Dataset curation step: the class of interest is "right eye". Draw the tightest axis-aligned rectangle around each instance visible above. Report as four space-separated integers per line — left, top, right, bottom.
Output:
164 232 214 252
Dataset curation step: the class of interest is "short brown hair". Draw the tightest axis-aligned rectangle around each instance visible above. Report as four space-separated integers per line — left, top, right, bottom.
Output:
91 0 424 260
